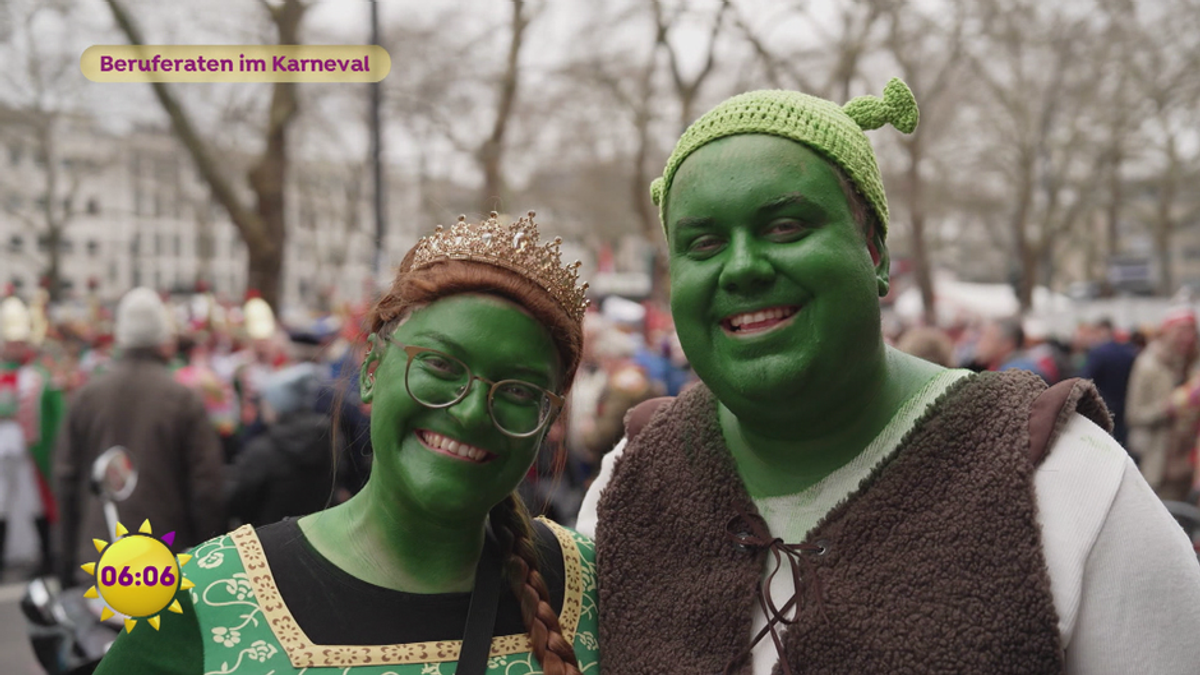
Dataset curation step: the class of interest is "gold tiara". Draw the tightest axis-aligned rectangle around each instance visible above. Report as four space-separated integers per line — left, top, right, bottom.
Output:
410 211 590 324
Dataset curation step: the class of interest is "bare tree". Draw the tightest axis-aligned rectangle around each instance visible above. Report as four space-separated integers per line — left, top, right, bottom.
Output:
104 0 307 311
1126 0 1200 295
966 0 1111 310
0 0 106 301
881 0 967 324
478 0 531 212
650 0 731 134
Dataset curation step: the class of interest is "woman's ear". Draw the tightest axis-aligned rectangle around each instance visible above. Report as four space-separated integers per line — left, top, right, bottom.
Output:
360 334 381 403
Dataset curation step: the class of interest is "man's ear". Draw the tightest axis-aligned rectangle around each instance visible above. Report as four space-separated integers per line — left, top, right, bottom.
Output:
360 334 381 403
868 229 891 298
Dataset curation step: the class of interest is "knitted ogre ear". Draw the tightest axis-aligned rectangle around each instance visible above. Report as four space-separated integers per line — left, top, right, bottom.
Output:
650 177 666 207
843 77 919 134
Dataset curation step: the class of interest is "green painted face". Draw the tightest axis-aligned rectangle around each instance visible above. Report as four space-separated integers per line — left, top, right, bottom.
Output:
359 293 561 523
665 134 889 421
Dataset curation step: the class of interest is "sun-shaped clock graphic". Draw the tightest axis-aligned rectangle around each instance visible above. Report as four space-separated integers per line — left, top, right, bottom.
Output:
83 519 195 632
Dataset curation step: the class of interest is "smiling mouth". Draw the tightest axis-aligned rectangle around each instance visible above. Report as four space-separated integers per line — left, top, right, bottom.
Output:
417 429 496 464
721 305 801 336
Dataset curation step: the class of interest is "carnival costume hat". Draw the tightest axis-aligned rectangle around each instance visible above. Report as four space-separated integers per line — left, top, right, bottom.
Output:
408 211 590 325
650 78 920 237
244 297 277 341
116 287 173 349
1 296 32 343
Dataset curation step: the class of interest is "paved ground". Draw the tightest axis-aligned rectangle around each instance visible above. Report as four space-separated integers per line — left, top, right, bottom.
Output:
0 582 46 675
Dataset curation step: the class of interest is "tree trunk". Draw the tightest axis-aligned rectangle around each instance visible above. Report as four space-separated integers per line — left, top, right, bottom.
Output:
1154 135 1181 296
904 131 936 325
105 0 306 312
1105 140 1123 263
1011 151 1036 312
480 0 527 212
37 120 65 302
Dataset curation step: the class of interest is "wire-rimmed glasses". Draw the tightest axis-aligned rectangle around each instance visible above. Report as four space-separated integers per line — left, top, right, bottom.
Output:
385 338 564 438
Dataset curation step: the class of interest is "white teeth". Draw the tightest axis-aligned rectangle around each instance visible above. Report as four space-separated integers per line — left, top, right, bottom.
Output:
421 431 489 463
728 307 798 329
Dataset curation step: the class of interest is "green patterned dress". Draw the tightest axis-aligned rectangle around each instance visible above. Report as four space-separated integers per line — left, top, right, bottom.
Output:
96 518 599 675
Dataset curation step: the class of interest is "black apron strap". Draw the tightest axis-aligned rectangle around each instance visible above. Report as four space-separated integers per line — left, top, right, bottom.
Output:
455 527 504 675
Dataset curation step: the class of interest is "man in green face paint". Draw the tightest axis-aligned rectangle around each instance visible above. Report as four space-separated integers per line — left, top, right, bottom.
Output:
577 80 1200 674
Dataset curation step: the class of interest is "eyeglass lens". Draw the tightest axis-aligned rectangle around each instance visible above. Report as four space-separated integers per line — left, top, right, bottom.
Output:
406 350 552 435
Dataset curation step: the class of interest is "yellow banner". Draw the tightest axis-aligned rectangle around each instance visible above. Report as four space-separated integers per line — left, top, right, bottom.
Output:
81 45 390 83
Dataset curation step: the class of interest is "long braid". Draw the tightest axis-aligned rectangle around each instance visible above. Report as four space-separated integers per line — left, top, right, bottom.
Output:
490 494 581 675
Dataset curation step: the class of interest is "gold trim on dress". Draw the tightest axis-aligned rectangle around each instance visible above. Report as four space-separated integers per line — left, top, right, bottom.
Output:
228 517 584 667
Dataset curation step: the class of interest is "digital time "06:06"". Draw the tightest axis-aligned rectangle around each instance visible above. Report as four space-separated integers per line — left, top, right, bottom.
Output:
99 565 177 587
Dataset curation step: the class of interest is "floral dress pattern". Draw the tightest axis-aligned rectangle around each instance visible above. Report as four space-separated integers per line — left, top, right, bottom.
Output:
188 519 599 675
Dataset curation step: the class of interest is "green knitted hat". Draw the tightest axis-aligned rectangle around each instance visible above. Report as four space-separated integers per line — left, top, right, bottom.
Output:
650 77 918 237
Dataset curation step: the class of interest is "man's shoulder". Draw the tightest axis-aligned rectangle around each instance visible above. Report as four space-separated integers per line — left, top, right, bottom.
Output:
1090 341 1137 361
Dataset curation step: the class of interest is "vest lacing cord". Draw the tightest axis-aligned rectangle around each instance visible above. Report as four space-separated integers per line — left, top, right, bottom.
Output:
723 508 829 675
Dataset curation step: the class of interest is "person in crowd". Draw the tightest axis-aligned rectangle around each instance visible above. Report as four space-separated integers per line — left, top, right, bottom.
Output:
974 317 1053 382
56 287 225 587
895 325 955 367
1127 307 1199 500
577 79 1200 673
226 362 334 526
582 321 661 464
231 294 284 444
1081 317 1138 448
565 312 610 482
174 332 240 462
96 213 599 674
0 295 64 579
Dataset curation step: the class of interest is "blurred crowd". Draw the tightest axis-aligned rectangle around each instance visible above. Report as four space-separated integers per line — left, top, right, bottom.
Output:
0 285 377 583
4 280 1199 583
0 283 697 581
888 307 1200 503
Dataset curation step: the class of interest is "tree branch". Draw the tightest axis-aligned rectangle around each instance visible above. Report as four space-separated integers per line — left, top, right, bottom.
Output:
103 0 268 254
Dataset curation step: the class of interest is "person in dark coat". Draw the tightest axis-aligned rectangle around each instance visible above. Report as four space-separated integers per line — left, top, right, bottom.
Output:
1081 318 1138 448
226 363 336 526
56 288 225 587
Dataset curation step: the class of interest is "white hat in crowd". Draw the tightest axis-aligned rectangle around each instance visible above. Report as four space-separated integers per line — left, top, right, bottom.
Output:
115 287 172 349
1 297 31 343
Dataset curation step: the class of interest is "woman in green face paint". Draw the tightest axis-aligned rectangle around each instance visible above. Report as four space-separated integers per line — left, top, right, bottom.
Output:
96 213 597 675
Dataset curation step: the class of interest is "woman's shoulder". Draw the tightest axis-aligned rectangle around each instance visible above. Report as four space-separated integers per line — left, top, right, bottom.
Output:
532 517 594 560
184 525 260 582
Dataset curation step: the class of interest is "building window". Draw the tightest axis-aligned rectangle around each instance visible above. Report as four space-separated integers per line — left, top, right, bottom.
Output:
155 233 162 256
154 192 163 218
87 240 99 257
132 268 141 287
37 235 49 253
130 233 140 255
8 235 21 253
60 238 73 254
87 197 100 215
11 276 24 291
197 231 214 258
173 234 181 257
8 143 21 167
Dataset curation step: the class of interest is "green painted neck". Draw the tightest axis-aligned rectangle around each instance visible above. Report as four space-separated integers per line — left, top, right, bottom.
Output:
298 475 487 594
723 346 945 498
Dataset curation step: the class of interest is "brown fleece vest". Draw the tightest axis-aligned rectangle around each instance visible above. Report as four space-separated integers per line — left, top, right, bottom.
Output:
596 371 1112 675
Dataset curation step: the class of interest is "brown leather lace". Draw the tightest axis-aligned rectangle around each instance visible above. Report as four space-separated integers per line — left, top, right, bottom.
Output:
723 508 828 675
